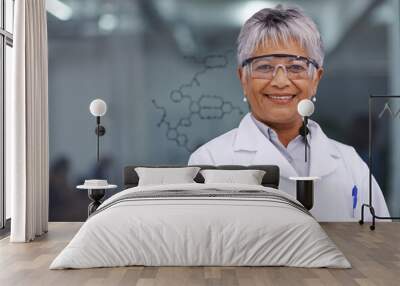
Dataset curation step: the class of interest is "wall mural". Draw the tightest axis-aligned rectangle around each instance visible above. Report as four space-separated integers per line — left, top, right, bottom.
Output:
152 51 245 152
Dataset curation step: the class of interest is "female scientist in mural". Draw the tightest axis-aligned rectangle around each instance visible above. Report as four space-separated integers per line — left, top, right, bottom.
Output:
188 5 389 221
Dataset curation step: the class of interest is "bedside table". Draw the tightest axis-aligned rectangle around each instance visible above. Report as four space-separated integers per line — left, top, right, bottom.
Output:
77 183 117 216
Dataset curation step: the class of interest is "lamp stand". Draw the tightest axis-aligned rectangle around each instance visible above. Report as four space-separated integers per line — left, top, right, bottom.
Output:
299 117 310 162
95 116 106 162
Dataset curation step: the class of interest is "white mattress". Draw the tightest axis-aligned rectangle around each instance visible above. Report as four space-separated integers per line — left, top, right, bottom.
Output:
50 183 351 269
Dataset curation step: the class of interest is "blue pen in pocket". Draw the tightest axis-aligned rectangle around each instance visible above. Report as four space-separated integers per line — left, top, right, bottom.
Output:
352 185 358 218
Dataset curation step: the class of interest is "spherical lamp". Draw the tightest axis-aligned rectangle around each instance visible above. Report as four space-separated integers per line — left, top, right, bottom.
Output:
89 99 108 161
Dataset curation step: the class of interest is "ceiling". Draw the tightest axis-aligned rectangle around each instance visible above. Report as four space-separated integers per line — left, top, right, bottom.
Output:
46 0 389 57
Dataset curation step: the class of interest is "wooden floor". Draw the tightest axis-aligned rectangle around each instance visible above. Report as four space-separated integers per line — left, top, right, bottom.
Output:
0 222 399 286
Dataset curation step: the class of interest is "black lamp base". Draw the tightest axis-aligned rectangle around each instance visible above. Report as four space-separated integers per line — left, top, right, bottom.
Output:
88 189 105 216
296 180 314 210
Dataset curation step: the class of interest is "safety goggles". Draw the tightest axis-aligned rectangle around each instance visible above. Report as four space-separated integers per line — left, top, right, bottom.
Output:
241 54 320 80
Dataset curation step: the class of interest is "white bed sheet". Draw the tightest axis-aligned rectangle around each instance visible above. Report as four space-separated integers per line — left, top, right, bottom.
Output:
50 183 351 269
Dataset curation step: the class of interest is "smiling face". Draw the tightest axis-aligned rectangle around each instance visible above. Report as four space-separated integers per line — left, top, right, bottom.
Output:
238 39 323 127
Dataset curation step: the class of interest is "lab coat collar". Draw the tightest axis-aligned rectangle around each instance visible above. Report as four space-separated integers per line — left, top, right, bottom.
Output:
233 113 340 178
308 121 340 178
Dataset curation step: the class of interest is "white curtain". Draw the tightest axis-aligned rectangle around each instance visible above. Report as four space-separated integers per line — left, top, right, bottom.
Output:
6 0 49 242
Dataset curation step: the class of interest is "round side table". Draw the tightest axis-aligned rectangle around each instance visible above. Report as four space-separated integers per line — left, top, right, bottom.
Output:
76 184 117 217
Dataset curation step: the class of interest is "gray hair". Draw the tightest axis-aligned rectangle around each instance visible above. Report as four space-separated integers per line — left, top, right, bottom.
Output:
237 4 324 68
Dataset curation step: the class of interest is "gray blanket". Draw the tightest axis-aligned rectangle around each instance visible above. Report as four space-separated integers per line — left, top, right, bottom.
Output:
91 188 311 218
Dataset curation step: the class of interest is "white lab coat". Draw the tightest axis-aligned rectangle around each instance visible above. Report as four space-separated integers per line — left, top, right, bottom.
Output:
188 113 390 222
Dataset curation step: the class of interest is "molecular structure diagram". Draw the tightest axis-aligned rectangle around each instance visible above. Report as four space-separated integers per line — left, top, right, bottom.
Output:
152 51 245 152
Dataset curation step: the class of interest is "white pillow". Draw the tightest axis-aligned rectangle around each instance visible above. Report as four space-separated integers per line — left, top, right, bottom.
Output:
200 169 266 185
135 167 200 186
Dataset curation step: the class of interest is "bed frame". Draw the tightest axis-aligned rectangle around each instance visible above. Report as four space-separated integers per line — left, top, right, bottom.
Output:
123 165 280 189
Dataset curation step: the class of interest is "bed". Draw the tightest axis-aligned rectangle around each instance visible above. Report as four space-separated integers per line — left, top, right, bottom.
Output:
50 165 350 269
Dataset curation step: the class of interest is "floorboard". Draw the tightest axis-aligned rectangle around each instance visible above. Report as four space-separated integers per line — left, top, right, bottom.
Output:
0 222 399 286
